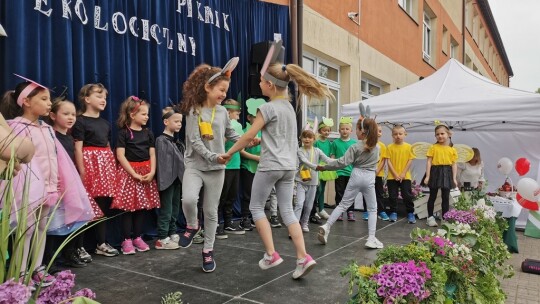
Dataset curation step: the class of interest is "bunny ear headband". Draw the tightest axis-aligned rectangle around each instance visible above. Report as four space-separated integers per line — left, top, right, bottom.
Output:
260 40 289 88
304 117 319 132
207 57 240 84
358 102 372 134
13 73 49 107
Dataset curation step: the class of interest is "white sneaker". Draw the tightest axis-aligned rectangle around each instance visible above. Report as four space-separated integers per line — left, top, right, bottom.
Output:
318 224 330 245
301 223 310 233
170 234 180 244
427 216 438 227
318 210 330 219
155 237 180 250
365 237 384 249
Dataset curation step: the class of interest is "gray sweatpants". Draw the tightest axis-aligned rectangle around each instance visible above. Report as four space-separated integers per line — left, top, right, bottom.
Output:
294 183 317 226
250 170 298 226
182 168 225 251
327 168 378 237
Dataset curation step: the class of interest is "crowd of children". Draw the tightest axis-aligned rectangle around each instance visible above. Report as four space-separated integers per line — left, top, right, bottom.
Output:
0 50 458 285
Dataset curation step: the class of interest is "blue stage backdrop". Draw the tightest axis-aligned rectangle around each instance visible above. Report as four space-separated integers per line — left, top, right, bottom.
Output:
0 0 290 141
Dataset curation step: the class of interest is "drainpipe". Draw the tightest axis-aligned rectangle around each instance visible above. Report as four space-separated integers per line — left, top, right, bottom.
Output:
297 0 303 66
290 0 298 65
462 0 466 64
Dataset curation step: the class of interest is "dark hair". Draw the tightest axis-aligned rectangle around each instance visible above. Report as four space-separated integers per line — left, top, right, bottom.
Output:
300 129 316 139
434 124 453 147
117 96 149 128
179 64 230 115
356 118 378 151
0 82 47 119
78 83 108 114
44 98 75 125
469 147 481 165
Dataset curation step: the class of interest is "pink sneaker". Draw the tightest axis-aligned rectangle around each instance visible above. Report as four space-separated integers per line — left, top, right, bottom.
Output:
121 239 136 255
258 251 283 270
31 266 55 287
292 254 317 279
133 237 150 252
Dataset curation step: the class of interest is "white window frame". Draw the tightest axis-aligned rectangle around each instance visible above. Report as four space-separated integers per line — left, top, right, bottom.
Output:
302 53 340 138
423 11 432 61
361 78 382 100
398 0 413 15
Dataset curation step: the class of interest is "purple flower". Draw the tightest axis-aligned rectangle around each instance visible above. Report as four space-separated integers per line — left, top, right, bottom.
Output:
36 270 96 304
0 279 32 304
371 261 431 301
443 210 478 224
74 288 96 299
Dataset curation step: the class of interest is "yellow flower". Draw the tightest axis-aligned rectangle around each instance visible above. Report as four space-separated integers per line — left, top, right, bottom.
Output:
357 265 378 278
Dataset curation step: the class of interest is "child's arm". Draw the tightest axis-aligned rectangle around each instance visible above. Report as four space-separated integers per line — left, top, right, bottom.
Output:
142 147 156 183
223 112 264 158
74 141 85 178
116 147 143 181
240 150 260 162
387 159 400 181
318 145 356 171
298 150 317 170
318 148 333 165
400 159 413 181
424 157 432 185
376 159 386 176
185 112 219 163
452 162 458 189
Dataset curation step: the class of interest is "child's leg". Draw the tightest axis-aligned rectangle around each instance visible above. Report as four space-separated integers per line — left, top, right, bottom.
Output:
168 180 182 236
327 176 361 227
300 185 317 226
95 197 113 245
334 176 347 206
132 210 147 238
182 168 204 229
224 170 239 225
268 187 278 216
427 187 439 217
240 169 254 219
360 174 377 238
122 212 133 239
158 183 175 240
250 171 281 255
374 176 386 213
440 188 450 218
294 183 307 221
386 180 399 214
400 180 415 214
33 205 51 268
317 180 327 212
201 170 226 252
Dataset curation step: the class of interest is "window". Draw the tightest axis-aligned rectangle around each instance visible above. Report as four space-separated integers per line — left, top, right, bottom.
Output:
302 54 340 134
361 78 382 100
450 37 459 59
442 26 448 55
398 0 418 20
423 12 432 61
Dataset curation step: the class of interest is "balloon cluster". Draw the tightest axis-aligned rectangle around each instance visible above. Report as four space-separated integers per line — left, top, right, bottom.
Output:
497 156 537 210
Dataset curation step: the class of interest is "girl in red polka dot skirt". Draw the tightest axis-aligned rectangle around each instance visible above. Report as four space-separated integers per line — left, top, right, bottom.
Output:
111 96 160 255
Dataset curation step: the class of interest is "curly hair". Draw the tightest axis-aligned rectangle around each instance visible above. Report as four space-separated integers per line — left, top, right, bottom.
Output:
179 64 231 115
356 118 378 151
0 82 47 119
117 96 149 128
77 83 108 114
265 63 335 103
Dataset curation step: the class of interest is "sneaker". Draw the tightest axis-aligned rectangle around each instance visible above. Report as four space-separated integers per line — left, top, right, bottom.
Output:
318 210 330 219
96 243 120 257
309 216 323 225
347 211 356 221
216 225 228 240
362 212 369 221
170 234 180 244
133 236 150 252
337 213 344 221
32 266 55 287
179 226 201 248
292 254 317 279
378 212 390 221
77 247 92 263
224 222 246 235
155 237 180 250
318 224 330 245
63 251 87 268
407 213 417 224
193 229 205 244
202 250 216 273
301 223 309 233
258 251 283 270
365 237 384 249
269 215 282 228
121 239 136 255
427 216 438 227
389 212 398 222
240 217 255 231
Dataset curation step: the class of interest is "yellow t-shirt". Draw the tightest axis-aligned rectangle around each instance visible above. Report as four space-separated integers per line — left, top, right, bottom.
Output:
427 144 458 165
385 142 415 180
376 141 387 177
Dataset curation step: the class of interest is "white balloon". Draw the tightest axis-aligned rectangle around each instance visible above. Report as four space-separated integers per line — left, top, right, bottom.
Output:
517 178 540 201
497 157 513 175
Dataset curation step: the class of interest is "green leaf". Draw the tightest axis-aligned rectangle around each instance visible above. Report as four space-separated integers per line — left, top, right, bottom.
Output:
71 297 101 304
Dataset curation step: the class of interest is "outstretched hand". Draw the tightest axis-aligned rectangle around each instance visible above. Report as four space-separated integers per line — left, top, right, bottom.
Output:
316 165 324 171
217 154 231 164
247 137 261 148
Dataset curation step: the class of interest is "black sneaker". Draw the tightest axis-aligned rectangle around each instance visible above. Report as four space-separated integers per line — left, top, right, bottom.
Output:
202 250 216 273
224 222 246 235
179 227 201 248
216 225 228 240
269 215 282 228
309 216 323 225
240 217 255 231
77 247 92 263
63 250 87 268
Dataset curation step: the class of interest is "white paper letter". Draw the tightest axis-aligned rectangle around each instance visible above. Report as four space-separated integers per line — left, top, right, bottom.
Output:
189 37 196 56
141 19 150 41
163 28 174 49
94 6 108 31
129 17 139 37
34 0 52 17
222 13 230 31
177 33 187 53
75 0 88 24
151 24 162 44
62 0 72 19
112 12 127 34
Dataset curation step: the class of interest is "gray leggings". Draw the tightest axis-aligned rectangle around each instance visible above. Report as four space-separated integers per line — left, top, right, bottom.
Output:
250 170 298 226
327 168 378 237
294 183 317 226
182 168 225 251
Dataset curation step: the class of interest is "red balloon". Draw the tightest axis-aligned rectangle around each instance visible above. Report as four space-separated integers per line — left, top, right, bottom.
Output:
516 193 539 211
515 158 531 176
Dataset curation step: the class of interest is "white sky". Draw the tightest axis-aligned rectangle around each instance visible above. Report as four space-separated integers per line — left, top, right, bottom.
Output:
488 0 540 92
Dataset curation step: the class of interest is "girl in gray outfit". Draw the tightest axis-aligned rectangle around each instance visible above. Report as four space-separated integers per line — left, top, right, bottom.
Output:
178 61 241 273
222 61 334 280
317 118 384 249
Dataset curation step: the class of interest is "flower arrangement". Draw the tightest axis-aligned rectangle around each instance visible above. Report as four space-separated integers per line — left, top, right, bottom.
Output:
382 180 425 200
343 190 513 303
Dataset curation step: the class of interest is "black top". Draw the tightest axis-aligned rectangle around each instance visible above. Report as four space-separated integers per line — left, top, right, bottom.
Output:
72 116 111 147
55 131 75 163
116 128 155 162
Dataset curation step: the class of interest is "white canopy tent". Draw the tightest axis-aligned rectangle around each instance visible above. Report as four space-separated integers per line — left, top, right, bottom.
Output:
342 59 540 191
